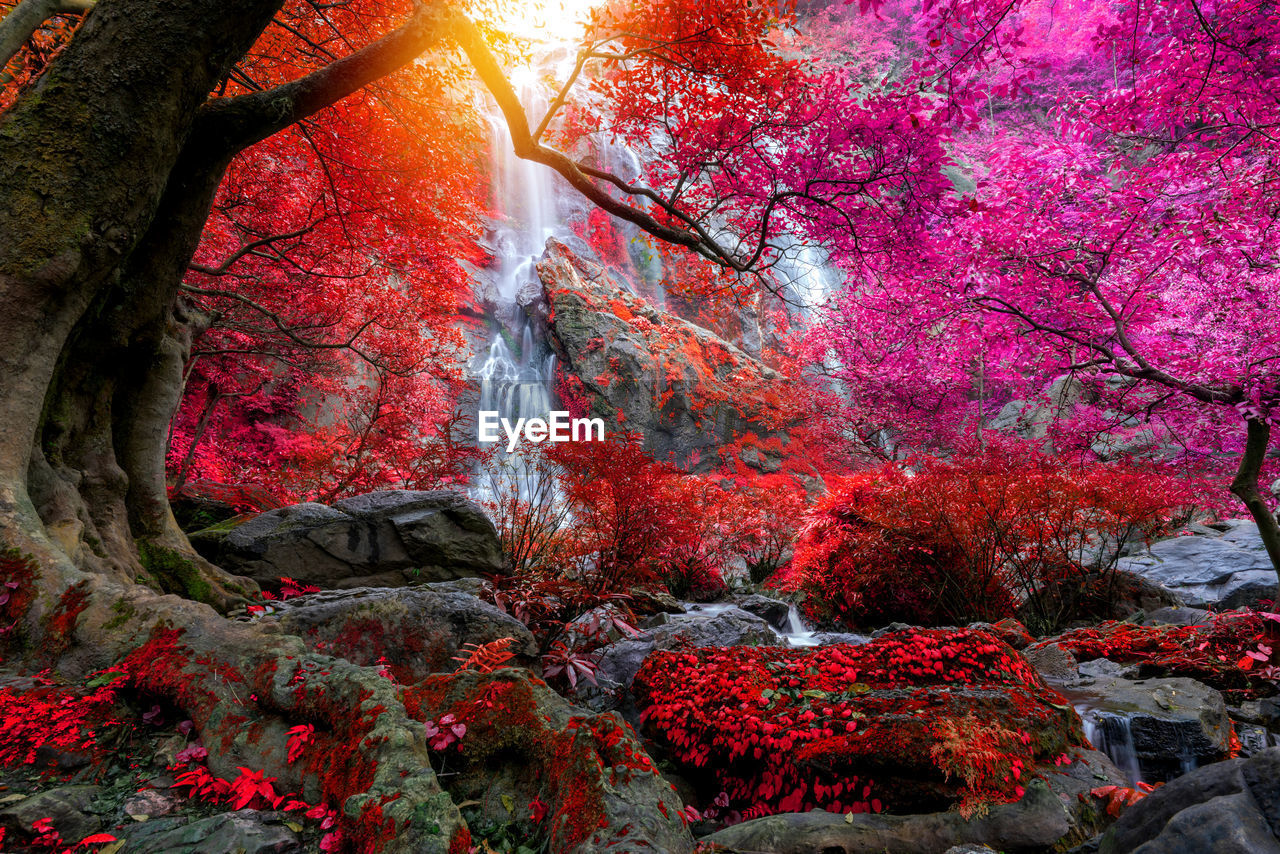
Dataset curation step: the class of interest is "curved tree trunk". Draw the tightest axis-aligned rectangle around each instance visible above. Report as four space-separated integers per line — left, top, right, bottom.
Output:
0 2 471 849
0 3 702 850
1230 417 1280 583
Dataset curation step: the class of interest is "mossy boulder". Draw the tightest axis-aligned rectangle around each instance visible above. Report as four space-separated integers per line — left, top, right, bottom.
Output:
403 668 693 854
255 584 537 683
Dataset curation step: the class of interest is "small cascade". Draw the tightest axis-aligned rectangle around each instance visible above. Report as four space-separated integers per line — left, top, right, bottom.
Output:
777 603 821 648
1081 712 1144 787
476 329 552 424
1073 701 1208 787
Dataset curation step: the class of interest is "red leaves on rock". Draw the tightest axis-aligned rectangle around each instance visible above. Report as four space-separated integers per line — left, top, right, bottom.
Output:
633 628 1084 820
452 637 518 673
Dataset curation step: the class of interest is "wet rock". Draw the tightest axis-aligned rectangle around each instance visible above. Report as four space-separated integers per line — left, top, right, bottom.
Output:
0 785 102 846
1118 521 1276 608
701 750 1127 854
730 594 793 630
256 585 536 683
1050 663 1233 784
191 489 507 590
1099 748 1280 854
119 809 301 854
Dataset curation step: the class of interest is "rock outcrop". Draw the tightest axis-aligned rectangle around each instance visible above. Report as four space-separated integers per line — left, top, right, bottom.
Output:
255 583 537 683
539 239 798 471
1099 748 1280 854
190 490 507 590
1119 520 1277 608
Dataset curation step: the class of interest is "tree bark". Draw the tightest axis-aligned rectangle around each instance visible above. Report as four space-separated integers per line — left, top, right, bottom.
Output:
1230 417 1280 581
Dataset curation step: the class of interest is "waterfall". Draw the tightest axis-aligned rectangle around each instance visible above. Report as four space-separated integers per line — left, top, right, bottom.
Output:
773 236 836 312
1082 713 1145 787
470 74 568 503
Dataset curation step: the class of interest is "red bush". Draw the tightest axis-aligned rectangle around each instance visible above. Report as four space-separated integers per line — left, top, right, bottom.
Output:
633 628 1083 820
783 445 1194 631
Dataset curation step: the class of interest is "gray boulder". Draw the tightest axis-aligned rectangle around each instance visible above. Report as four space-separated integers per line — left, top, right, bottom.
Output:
730 594 793 629
192 490 507 589
1119 521 1277 608
1100 748 1280 854
118 809 300 854
0 785 102 845
256 583 536 682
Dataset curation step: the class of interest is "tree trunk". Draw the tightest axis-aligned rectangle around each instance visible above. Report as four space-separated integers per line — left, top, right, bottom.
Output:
0 3 476 849
1229 417 1280 582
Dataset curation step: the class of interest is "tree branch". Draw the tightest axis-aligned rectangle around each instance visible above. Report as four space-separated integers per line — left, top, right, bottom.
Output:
448 12 754 269
195 2 450 157
0 0 93 72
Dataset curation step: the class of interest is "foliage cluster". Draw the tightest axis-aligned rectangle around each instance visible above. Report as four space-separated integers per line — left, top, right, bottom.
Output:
783 444 1196 632
1042 610 1280 702
633 627 1083 821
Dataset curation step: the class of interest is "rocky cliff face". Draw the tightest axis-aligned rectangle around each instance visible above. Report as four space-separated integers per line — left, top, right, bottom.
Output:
538 240 797 471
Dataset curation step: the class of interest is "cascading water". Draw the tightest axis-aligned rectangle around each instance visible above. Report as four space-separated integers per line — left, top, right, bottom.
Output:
469 69 574 502
772 236 837 312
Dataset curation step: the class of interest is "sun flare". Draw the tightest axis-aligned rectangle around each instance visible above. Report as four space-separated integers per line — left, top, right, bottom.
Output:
491 0 601 46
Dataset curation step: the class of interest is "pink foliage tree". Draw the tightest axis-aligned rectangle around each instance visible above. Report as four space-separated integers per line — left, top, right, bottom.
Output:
810 0 1280 571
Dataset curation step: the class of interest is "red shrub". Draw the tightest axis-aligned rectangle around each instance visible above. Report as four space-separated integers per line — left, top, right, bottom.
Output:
783 446 1194 631
1041 611 1280 701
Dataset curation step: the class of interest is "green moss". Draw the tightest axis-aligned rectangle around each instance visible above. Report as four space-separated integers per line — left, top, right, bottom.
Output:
136 540 213 604
102 598 135 631
188 514 249 539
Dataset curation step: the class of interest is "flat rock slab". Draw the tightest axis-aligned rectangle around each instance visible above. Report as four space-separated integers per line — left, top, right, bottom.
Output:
1119 521 1276 608
116 809 301 854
